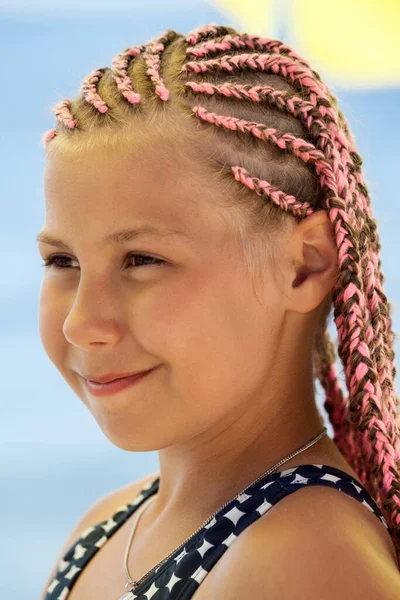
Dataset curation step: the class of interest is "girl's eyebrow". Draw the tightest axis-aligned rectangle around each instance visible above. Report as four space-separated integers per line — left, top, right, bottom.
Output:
36 225 190 250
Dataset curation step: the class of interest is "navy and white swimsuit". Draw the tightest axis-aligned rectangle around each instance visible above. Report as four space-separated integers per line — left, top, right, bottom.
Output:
45 463 391 600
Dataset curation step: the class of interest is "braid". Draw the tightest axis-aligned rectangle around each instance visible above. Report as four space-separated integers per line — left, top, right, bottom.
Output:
111 44 145 104
186 33 325 92
185 23 237 46
42 22 400 564
142 30 180 101
182 52 327 96
81 68 109 113
181 32 400 515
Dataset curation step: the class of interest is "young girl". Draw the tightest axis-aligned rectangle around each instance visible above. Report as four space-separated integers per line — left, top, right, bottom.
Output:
38 22 400 600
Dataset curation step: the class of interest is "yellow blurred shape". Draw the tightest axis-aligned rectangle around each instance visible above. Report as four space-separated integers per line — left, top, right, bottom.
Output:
207 0 278 37
208 0 400 88
291 0 400 88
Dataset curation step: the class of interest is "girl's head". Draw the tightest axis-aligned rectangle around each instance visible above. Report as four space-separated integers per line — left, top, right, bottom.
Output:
39 23 400 559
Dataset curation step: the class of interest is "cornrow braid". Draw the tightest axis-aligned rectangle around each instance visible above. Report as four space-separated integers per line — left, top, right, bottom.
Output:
182 36 400 500
81 68 109 113
186 28 354 137
142 29 180 101
111 43 145 104
184 78 399 493
185 23 237 46
188 104 380 489
191 106 340 188
231 165 314 218
182 52 329 98
42 22 400 565
186 32 324 88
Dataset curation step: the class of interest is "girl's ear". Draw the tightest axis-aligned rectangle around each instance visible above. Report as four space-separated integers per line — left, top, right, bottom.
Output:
284 210 339 314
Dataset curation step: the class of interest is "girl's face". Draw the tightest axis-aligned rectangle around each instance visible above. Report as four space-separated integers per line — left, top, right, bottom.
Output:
38 139 287 451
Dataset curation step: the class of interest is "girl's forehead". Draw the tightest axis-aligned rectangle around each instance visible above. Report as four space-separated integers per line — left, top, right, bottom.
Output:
44 138 228 228
45 135 211 187
43 144 234 246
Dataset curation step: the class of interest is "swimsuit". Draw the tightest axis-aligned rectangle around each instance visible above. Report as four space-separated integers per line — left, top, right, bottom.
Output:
45 463 391 600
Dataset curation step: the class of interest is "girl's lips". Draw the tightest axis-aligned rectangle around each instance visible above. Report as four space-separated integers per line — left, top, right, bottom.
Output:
83 369 154 396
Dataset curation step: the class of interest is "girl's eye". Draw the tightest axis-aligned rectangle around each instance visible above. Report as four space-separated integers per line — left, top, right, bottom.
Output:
41 253 165 270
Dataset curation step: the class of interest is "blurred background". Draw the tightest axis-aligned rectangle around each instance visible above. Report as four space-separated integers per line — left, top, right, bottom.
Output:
1 0 399 596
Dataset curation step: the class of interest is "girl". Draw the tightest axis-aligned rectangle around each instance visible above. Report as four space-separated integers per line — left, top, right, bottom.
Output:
38 22 400 600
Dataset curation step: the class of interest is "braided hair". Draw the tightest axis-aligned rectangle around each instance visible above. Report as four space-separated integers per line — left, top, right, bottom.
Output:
42 22 400 564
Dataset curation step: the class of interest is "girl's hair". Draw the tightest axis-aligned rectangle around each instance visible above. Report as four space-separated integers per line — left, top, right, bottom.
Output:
42 23 400 563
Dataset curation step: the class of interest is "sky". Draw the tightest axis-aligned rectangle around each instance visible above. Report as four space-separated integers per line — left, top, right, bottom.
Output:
1 3 399 597
0 0 189 13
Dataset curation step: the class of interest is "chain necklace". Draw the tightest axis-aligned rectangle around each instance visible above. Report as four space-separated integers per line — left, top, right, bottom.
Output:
119 426 328 599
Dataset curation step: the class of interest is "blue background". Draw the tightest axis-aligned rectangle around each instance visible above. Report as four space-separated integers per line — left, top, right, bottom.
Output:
1 2 399 597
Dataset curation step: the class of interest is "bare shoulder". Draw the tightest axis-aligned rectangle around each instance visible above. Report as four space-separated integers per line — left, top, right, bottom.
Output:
205 484 400 599
40 470 159 600
73 469 160 525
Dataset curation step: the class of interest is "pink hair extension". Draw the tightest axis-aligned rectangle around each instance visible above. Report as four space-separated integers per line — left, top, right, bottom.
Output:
184 81 338 140
111 44 145 104
186 33 323 90
53 98 78 129
42 129 56 147
185 81 380 289
315 332 358 470
184 75 398 479
190 97 398 500
185 23 236 47
44 99 78 144
182 53 326 98
41 24 400 559
192 106 340 193
231 165 314 217
81 68 109 113
142 30 179 102
184 84 361 473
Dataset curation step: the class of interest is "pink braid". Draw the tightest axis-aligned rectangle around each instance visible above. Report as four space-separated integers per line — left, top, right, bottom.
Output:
111 44 145 104
81 68 109 113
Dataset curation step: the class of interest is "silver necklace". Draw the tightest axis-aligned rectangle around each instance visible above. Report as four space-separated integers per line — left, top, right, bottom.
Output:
119 426 328 599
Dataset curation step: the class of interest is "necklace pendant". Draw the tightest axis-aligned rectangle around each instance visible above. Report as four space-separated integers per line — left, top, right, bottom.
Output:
119 580 138 599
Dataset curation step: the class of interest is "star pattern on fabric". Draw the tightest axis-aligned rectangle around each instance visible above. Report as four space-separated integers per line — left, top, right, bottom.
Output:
256 497 274 515
94 535 108 549
223 505 246 526
350 481 363 494
143 580 160 599
58 586 69 600
64 564 81 581
80 525 95 538
290 473 310 485
166 572 183 592
72 543 87 560
237 492 252 503
196 537 215 558
174 547 188 564
321 473 341 484
57 558 70 573
223 531 238 548
192 565 209 584
101 517 118 533
44 465 390 600
47 578 59 594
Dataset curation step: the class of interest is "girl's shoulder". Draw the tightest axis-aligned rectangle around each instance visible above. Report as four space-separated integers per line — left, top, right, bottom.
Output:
201 470 400 599
82 470 159 525
40 470 159 600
